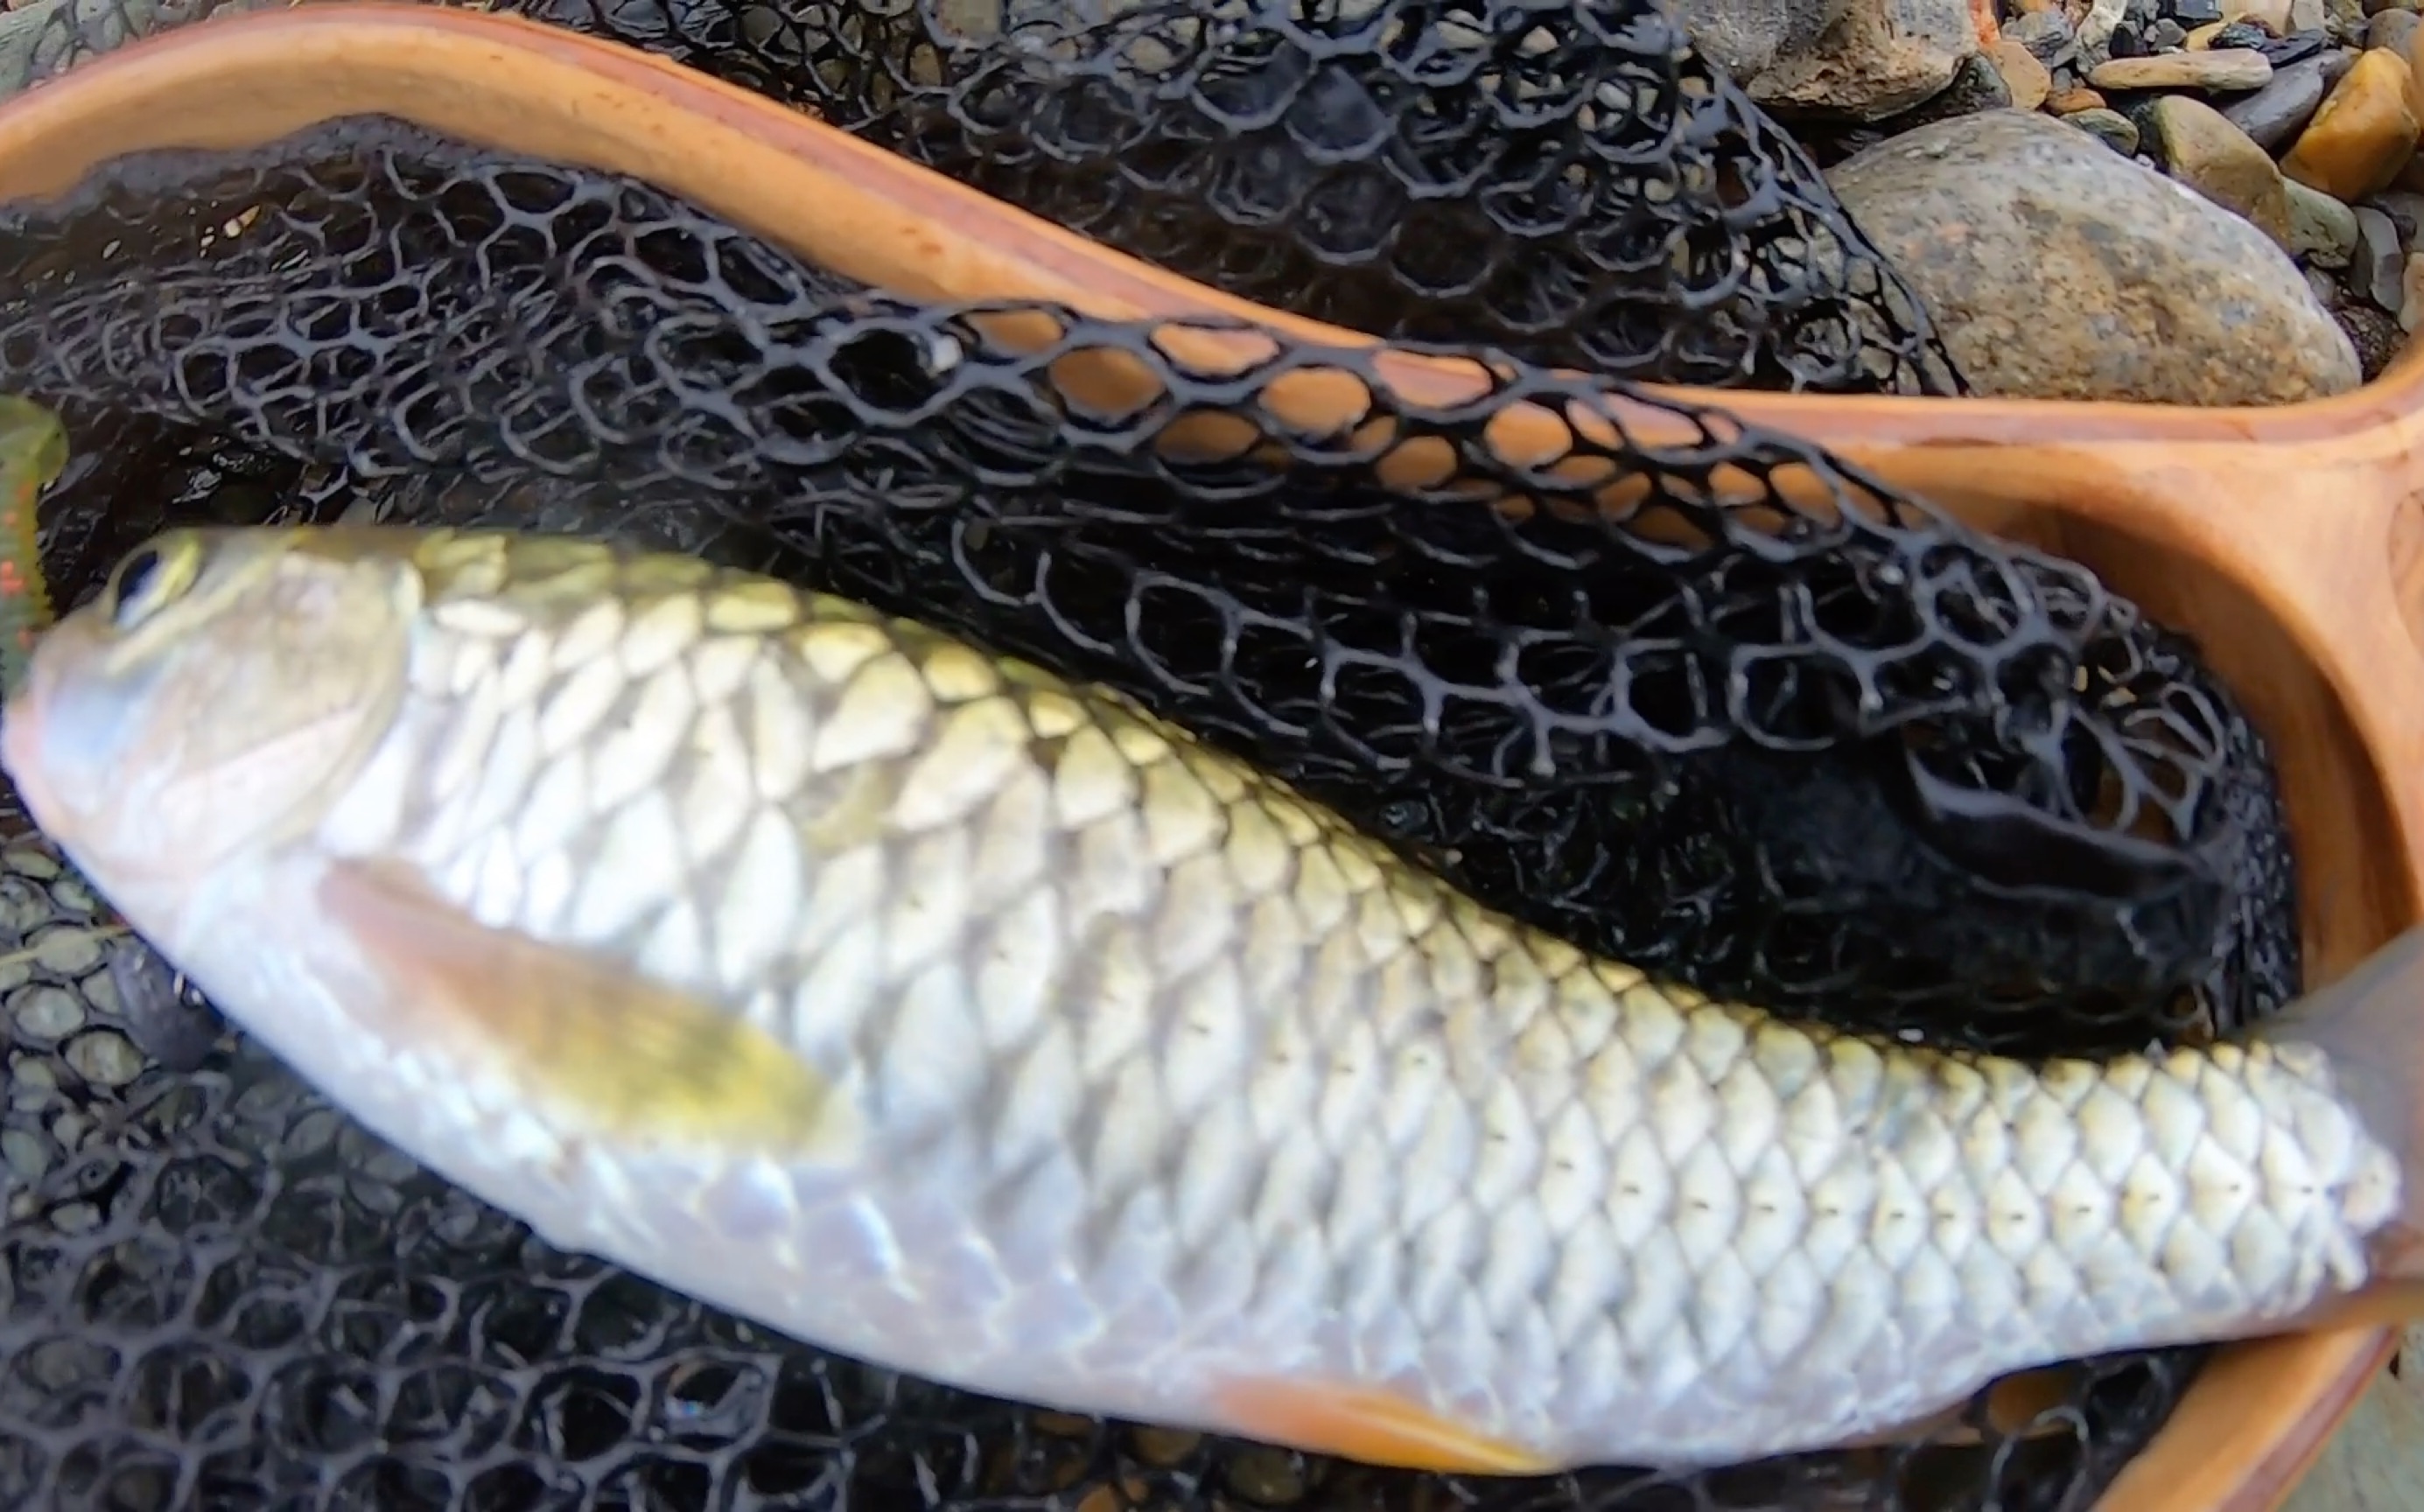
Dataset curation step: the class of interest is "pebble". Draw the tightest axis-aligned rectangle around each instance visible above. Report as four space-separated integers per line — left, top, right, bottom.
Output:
2363 0 2414 14
2179 0 2227 18
2090 48 2275 88
2365 185 2424 235
1223 1446 1310 1504
2049 85 2111 109
2071 105 2146 151
1692 0 1980 119
2404 250 2424 326
1677 0 1836 103
2078 0 2131 59
1872 51 2014 130
2288 178 2364 261
1992 36 2055 105
32 926 106 976
2006 6 2078 60
2150 94 2295 246
2230 0 2295 29
2225 55 2341 146
2357 201 2408 301
2334 294 2405 372
11 984 82 1039
2262 30 2331 66
1825 108 2360 402
1129 1427 1202 1466
109 937 221 1074
0 1127 45 1184
2189 19 2233 46
2368 7 2422 48
77 966 116 1016
3 847 58 880
9 1056 53 1111
2281 46 2420 199
2148 17 2191 46
2292 0 2329 27
65 1028 143 1088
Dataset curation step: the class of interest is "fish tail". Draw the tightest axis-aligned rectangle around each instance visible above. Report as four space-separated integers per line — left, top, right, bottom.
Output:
2255 924 2424 1302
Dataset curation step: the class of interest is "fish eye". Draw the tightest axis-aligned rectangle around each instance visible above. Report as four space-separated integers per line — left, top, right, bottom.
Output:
101 533 201 631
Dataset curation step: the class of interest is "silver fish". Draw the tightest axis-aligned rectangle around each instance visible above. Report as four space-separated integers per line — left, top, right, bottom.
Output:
6 523 2420 1474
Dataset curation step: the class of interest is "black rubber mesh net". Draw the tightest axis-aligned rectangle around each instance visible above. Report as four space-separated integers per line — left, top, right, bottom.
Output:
0 108 2303 1511
0 0 1963 398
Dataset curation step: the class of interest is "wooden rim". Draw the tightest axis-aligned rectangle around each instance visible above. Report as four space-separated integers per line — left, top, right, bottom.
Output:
0 8 2415 1509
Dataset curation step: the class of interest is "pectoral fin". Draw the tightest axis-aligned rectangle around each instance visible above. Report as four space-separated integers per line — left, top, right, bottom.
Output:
1208 1378 1561 1475
317 858 852 1158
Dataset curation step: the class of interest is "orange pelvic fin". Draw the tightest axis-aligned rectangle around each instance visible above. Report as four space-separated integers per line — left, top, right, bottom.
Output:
1208 1378 1560 1475
2281 1278 2424 1334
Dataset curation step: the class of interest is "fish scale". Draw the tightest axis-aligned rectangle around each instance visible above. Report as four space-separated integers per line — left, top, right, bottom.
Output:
320 535 2410 1446
4 525 2413 1473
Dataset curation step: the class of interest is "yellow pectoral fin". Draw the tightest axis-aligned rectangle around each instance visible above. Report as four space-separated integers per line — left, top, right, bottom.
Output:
317 858 851 1158
1208 1378 1562 1476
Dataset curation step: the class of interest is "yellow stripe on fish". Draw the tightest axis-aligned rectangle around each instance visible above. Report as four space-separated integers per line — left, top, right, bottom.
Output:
5 522 2421 1473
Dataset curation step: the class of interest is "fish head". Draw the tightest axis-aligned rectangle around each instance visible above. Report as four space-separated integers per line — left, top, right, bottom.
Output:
2 526 421 912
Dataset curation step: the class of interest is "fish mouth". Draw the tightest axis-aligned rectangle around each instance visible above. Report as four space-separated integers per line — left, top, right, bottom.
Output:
0 626 207 898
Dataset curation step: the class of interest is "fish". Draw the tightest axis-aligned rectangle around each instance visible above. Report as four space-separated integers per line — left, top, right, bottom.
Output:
4 522 2421 1474
0 395 66 696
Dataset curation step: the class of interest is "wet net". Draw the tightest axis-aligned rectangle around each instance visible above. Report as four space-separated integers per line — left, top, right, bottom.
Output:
0 0 1962 398
0 107 2300 1511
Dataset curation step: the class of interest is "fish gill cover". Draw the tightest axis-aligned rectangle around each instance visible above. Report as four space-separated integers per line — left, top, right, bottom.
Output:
0 4 2303 1512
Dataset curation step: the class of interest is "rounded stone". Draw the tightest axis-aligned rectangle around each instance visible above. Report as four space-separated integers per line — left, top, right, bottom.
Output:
2089 46 2274 89
65 1029 144 1088
2282 45 2421 200
2287 179 2363 265
1990 36 2055 107
2147 94 2294 249
2224 55 2339 151
1 1127 47 1184
11 985 84 1040
2070 106 2144 154
1223 1445 1311 1504
2 848 59 880
1828 108 2363 402
32 927 108 977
